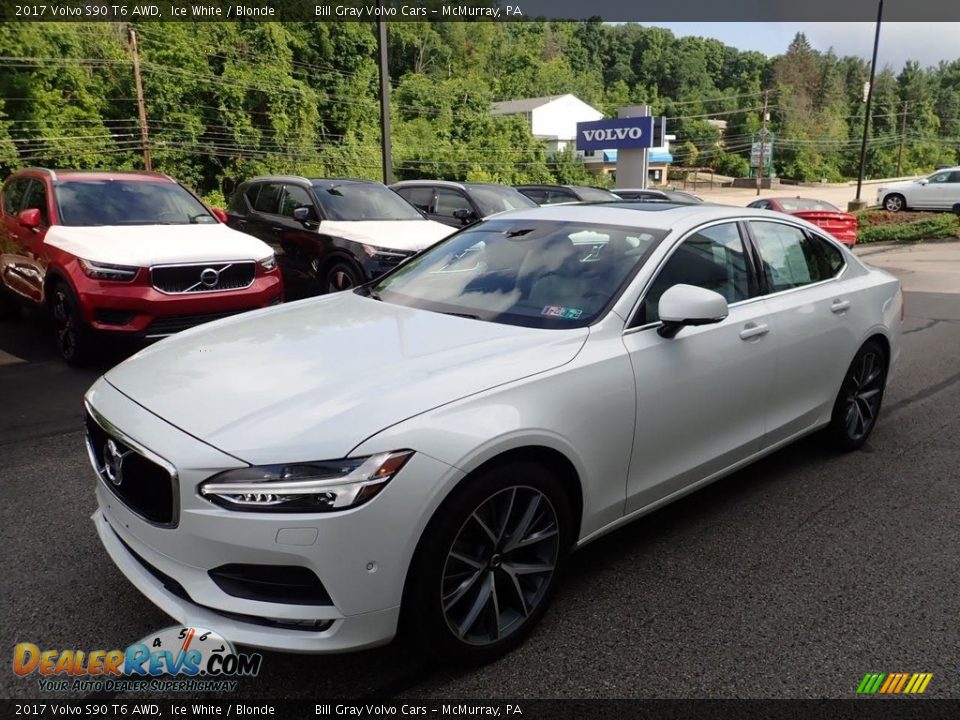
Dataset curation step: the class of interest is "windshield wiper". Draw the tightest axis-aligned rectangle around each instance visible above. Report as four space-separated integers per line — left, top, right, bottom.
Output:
439 311 481 320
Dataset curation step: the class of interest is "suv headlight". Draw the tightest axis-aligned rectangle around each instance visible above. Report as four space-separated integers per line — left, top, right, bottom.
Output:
79 259 138 281
362 245 411 260
199 450 413 512
258 255 277 271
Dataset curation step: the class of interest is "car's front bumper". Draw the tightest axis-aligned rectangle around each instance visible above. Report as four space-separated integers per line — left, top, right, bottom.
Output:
86 378 461 653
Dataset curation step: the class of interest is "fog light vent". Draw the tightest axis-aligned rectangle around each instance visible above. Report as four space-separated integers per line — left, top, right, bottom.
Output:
208 564 332 606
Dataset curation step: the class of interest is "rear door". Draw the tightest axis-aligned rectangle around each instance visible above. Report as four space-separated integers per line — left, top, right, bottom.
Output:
746 220 859 445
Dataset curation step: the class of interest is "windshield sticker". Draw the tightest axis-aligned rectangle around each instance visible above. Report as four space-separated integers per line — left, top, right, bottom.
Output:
542 305 583 320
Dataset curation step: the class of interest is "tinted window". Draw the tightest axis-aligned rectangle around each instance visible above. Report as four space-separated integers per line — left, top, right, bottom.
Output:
544 189 577 204
395 187 433 213
22 180 49 225
929 172 951 184
312 182 423 221
639 222 750 325
949 171 960 183
574 187 620 202
252 183 283 214
778 198 839 212
56 181 216 227
2 178 29 216
751 221 829 292
468 185 537 216
279 185 313 218
368 219 666 329
808 233 846 277
517 188 547 204
434 188 473 218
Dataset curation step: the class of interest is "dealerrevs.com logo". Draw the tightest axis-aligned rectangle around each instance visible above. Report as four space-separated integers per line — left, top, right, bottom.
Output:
13 626 262 693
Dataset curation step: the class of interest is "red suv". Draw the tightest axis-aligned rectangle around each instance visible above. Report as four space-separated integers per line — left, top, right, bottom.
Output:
0 169 283 365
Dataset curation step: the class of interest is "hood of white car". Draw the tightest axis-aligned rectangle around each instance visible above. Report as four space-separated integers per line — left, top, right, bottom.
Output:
319 219 453 252
44 223 273 266
104 292 588 464
879 179 924 193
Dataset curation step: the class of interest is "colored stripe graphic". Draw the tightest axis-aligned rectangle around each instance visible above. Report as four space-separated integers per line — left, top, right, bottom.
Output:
856 672 932 695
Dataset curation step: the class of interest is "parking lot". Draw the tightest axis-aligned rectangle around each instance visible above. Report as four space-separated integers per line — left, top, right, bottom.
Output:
2 240 959 700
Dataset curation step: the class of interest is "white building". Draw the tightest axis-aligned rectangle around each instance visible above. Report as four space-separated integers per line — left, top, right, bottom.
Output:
490 94 603 155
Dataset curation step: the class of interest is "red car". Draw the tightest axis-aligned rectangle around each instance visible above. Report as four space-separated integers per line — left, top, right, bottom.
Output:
0 169 283 365
748 197 858 246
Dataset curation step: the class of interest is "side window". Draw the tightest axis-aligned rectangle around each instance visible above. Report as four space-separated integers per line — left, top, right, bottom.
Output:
396 187 433 214
948 171 960 183
2 178 29 216
751 221 828 292
638 222 750 325
251 183 283 214
807 232 846 278
545 190 576 204
750 200 770 210
278 185 314 218
519 189 546 204
928 172 951 184
434 188 472 219
22 180 49 225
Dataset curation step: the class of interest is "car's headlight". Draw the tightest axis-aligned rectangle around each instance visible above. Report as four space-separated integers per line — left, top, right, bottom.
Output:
199 450 413 512
258 255 277 271
362 245 411 259
79 259 138 281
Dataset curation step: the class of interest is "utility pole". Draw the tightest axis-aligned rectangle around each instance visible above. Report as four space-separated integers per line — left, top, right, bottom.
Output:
376 18 393 184
851 0 884 211
896 100 908 176
756 90 770 196
128 28 151 172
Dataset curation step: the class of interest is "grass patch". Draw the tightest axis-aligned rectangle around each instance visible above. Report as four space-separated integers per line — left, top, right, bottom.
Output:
854 210 960 243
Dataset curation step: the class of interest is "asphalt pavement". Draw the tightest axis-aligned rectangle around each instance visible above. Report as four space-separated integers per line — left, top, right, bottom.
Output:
2 245 959 700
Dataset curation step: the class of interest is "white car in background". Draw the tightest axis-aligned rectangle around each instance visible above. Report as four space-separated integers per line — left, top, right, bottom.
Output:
85 204 902 662
877 167 960 212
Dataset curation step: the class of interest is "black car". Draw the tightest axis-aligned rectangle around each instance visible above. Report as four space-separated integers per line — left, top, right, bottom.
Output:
613 188 704 203
226 176 453 298
513 184 620 205
390 180 537 228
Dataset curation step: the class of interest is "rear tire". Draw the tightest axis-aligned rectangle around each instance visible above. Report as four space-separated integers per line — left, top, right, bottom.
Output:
882 194 906 212
825 340 888 451
402 460 573 664
49 281 95 367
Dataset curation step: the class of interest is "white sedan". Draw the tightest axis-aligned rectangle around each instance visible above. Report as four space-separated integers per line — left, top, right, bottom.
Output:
877 166 960 211
84 204 902 662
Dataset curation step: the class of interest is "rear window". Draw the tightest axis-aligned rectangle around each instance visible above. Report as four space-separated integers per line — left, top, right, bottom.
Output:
778 198 839 212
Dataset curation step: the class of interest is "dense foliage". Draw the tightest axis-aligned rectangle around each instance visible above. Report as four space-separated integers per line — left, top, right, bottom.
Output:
856 210 960 243
0 21 958 195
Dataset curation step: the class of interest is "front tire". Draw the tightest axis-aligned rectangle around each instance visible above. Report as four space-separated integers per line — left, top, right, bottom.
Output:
882 193 906 212
403 460 573 663
49 281 95 367
825 340 888 450
322 259 362 294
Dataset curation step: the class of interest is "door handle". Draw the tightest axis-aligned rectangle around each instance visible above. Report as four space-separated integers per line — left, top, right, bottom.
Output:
271 226 284 232
739 322 769 341
830 299 851 313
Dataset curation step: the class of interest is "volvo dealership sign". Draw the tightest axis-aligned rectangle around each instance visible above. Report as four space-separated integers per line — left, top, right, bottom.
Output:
577 116 660 151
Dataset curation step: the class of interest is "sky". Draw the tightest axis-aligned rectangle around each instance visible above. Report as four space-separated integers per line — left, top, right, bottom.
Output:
650 23 960 70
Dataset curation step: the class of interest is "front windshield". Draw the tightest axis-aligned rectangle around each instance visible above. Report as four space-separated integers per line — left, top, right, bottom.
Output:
469 185 538 216
56 180 216 226
313 182 424 221
367 219 667 328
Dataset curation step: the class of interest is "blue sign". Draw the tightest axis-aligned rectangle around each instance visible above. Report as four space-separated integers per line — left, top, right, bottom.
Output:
577 116 655 151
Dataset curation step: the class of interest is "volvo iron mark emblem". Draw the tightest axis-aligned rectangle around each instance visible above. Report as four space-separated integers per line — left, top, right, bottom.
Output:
200 267 221 288
103 438 131 487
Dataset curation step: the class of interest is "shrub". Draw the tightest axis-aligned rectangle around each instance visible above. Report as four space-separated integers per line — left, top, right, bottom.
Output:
202 189 227 209
855 212 960 243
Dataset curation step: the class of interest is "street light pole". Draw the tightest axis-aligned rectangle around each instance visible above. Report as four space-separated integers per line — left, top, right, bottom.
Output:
376 18 393 185
850 0 884 211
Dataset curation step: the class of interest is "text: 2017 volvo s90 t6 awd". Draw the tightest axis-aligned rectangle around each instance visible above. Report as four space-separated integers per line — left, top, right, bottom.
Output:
84 203 901 661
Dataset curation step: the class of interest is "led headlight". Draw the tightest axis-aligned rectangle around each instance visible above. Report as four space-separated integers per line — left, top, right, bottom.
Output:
259 255 277 271
79 259 138 281
362 245 411 260
199 451 413 513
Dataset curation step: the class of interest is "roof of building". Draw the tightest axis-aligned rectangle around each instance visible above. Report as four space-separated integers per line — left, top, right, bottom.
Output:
490 95 568 114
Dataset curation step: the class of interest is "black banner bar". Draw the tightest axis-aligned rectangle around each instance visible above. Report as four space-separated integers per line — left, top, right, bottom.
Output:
3 700 960 720
2 0 960 22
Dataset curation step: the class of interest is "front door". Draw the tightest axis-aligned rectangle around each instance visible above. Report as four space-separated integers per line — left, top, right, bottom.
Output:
621 221 775 513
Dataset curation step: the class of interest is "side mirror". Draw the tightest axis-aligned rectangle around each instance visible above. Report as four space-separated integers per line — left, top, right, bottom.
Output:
292 206 317 225
18 208 41 229
453 208 478 225
657 284 729 339
210 207 228 223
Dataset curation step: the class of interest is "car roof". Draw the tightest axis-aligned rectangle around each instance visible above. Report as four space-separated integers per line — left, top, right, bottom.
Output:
392 180 514 191
246 176 381 187
21 169 174 183
485 202 791 231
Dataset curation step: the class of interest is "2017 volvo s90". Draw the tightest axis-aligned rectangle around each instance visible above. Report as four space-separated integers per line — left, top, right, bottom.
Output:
84 203 901 662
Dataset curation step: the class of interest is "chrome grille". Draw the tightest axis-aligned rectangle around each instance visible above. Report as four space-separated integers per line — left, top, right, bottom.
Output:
151 262 256 294
85 409 178 527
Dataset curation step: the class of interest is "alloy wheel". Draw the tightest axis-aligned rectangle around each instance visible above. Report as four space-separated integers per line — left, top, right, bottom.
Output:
441 486 560 646
327 269 356 293
884 195 904 212
841 350 884 442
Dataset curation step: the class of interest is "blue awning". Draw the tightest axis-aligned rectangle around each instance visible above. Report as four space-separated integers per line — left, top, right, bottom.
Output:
601 149 673 164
